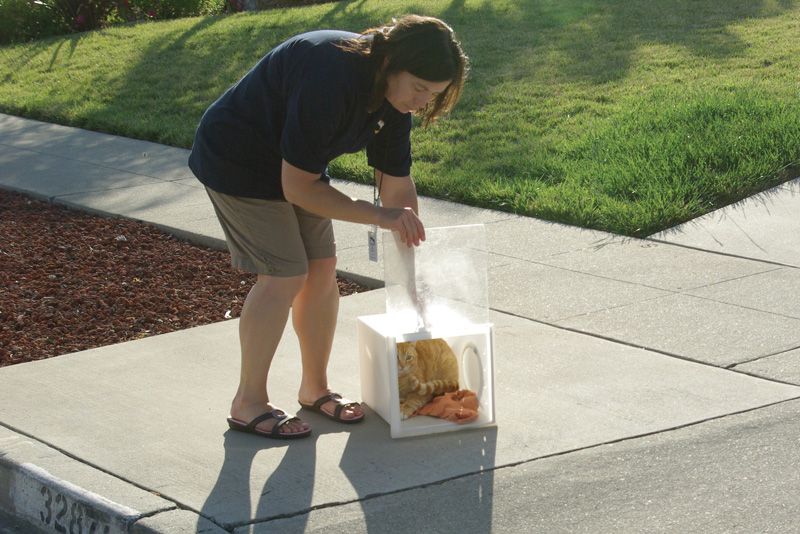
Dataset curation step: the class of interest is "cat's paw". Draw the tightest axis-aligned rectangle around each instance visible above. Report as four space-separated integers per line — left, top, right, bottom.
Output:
399 403 414 419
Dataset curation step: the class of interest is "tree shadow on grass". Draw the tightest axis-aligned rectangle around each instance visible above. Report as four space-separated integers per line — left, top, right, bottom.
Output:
49 31 87 67
81 16 230 146
407 0 800 235
440 0 795 101
73 1 383 148
7 0 796 145
317 0 370 26
16 0 795 231
1 39 59 84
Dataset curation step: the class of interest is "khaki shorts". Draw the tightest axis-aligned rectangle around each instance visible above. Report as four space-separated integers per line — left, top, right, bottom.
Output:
205 187 335 277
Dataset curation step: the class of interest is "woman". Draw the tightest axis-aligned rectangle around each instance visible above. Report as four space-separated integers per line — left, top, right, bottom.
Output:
189 14 468 439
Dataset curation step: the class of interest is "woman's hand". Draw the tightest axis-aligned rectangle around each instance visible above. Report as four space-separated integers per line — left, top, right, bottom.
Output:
281 161 425 246
374 171 424 246
377 206 425 247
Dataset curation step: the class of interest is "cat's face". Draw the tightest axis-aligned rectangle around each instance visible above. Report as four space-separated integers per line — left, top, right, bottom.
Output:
396 342 418 376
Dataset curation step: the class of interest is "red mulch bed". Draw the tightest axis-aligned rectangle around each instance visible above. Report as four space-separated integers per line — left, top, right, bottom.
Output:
0 189 367 367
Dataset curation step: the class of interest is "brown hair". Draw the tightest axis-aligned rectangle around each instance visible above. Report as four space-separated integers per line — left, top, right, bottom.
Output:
338 15 469 126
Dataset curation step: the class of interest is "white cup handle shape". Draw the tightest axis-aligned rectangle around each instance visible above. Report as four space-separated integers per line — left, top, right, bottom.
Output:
460 342 483 397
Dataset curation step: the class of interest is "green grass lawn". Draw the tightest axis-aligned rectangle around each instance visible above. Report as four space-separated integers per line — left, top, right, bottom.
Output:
1 0 799 236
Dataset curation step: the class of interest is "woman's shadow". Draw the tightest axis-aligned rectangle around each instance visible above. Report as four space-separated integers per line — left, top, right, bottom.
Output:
198 422 331 533
338 407 498 533
198 409 496 533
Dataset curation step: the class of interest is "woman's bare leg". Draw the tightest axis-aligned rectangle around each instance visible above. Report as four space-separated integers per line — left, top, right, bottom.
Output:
295 257 363 420
229 273 310 434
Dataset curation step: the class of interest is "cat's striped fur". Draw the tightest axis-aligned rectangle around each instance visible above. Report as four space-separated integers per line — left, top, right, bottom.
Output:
396 338 460 419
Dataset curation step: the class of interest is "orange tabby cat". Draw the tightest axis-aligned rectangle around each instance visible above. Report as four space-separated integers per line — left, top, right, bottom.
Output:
396 338 460 419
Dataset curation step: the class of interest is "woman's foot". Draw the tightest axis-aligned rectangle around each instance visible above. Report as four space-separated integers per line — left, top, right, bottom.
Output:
298 390 365 423
229 400 310 436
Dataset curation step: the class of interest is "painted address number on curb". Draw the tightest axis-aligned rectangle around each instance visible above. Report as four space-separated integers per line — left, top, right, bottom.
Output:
9 462 138 534
39 486 112 534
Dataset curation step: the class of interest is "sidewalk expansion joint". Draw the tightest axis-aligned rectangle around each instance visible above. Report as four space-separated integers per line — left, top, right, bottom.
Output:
687 291 800 322
547 294 674 323
490 306 800 389
515 253 787 300
722 369 800 388
682 265 786 292
644 237 800 270
727 345 800 386
242 397 800 530
0 421 191 527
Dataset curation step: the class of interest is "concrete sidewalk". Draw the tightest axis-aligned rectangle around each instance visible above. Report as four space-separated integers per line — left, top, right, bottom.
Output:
1 112 800 533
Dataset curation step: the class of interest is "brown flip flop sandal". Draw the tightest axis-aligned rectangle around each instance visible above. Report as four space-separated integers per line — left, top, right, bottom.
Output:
299 393 365 424
227 409 311 439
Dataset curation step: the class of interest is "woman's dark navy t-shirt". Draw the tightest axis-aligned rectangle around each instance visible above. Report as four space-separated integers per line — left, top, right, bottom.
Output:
188 30 413 200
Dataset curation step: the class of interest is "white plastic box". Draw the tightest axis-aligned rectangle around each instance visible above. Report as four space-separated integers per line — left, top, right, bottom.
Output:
357 315 495 438
357 224 496 438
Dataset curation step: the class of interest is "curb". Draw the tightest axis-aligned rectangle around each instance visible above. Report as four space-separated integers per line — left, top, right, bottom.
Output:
2 460 139 533
0 426 225 533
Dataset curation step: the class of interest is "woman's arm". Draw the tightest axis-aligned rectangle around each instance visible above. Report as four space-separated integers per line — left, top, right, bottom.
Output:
282 160 425 246
375 169 419 214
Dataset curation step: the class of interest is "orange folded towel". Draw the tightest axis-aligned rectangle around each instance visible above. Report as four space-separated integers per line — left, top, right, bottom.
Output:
414 389 479 424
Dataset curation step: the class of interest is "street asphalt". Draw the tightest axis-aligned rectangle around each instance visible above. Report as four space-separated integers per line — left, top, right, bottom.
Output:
1 112 799 533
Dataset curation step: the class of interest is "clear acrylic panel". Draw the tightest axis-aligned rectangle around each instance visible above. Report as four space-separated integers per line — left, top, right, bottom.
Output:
383 224 488 334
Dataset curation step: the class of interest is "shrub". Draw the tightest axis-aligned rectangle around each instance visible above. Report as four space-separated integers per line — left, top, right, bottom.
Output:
37 0 119 32
0 0 69 43
0 0 228 43
121 0 226 19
